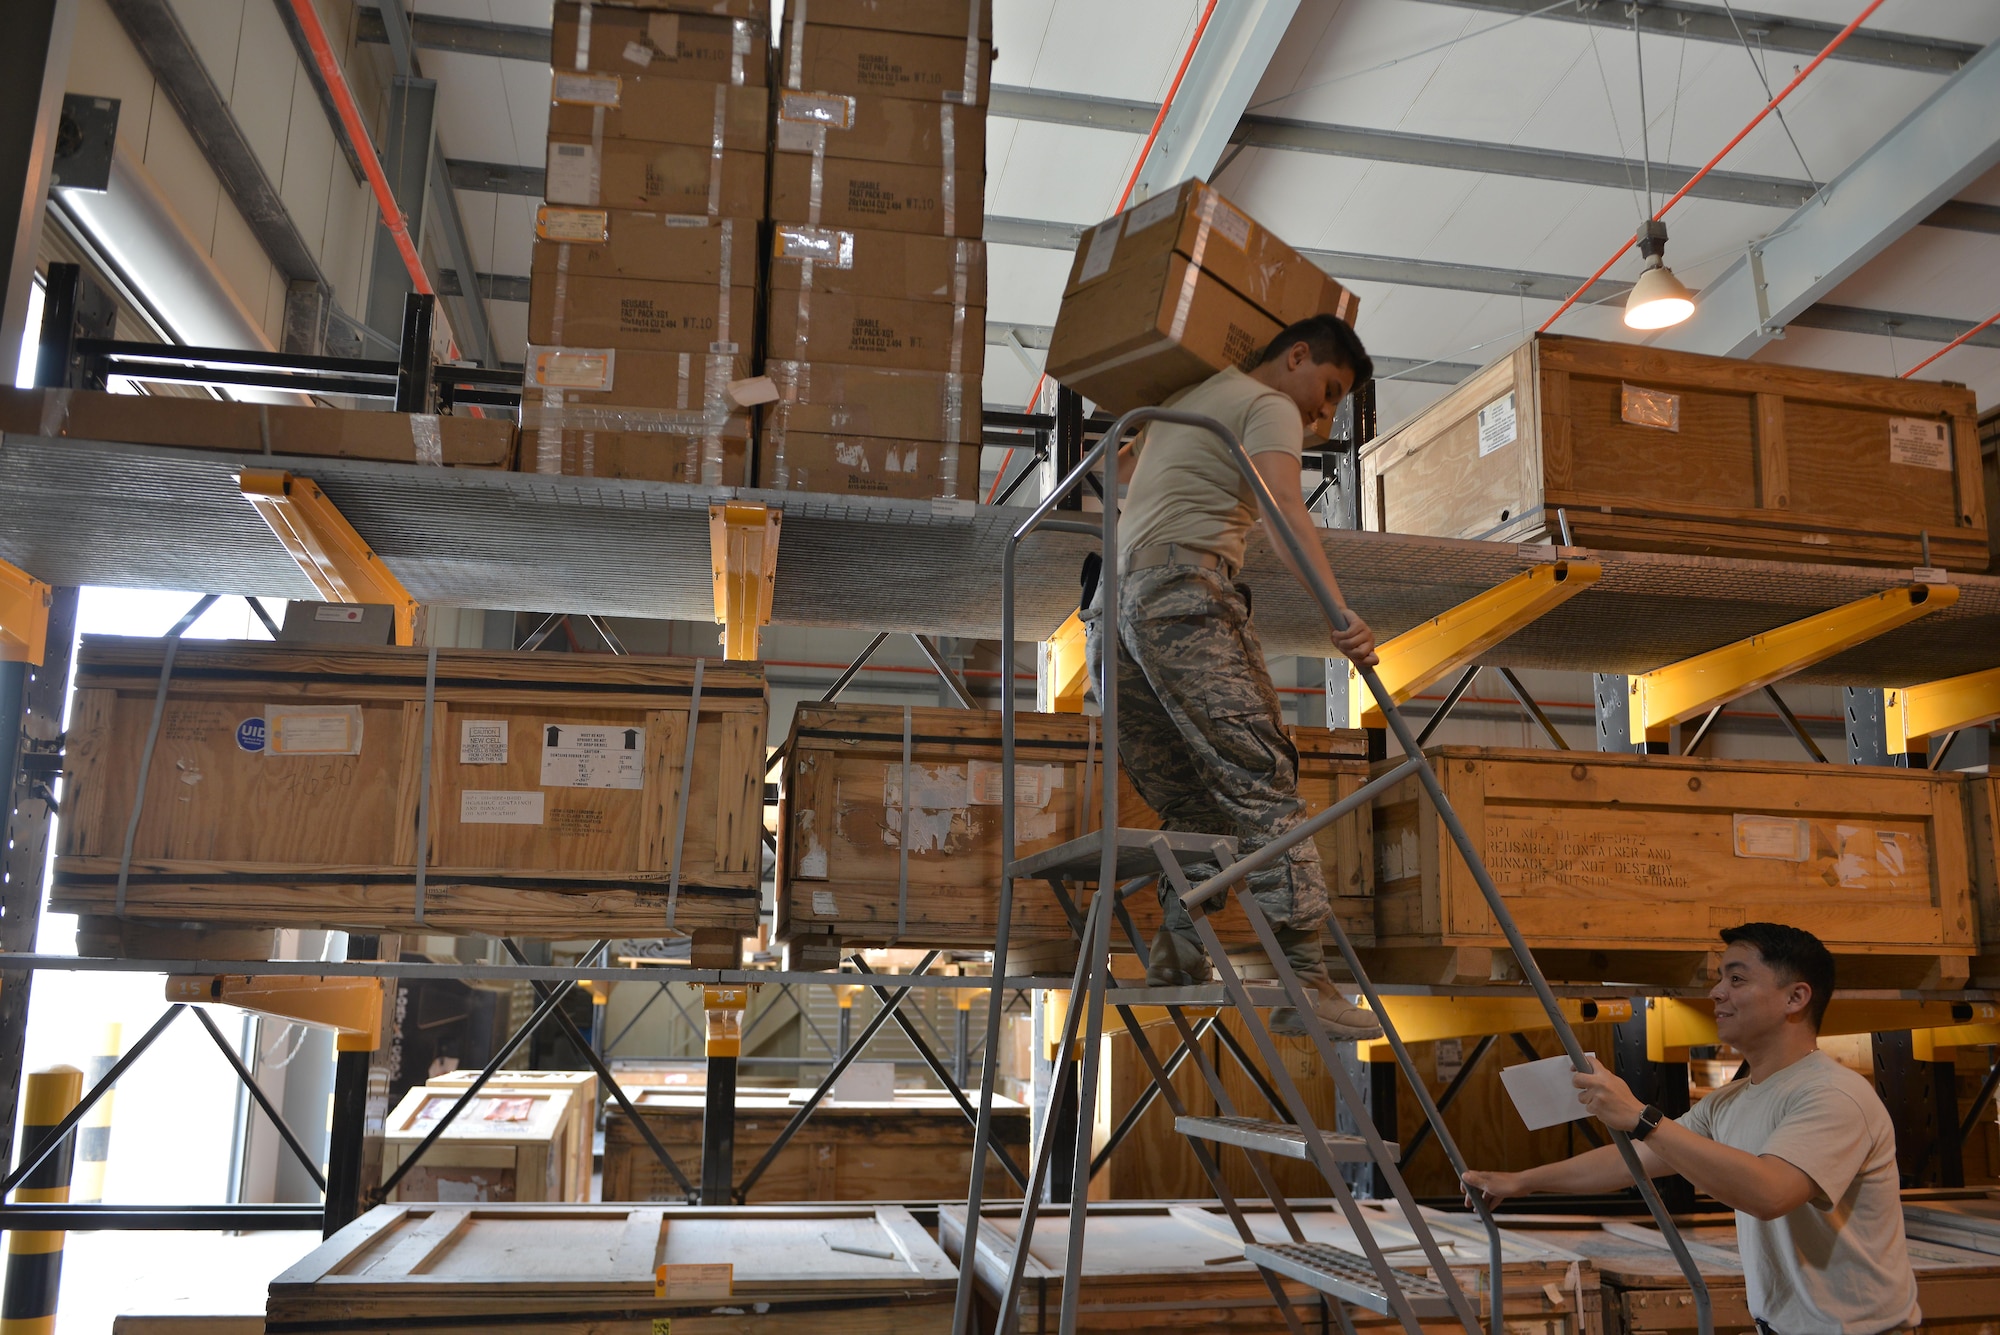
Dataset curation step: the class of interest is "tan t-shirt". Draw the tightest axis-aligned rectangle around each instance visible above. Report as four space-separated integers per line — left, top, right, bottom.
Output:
1678 1050 1919 1335
1117 366 1305 572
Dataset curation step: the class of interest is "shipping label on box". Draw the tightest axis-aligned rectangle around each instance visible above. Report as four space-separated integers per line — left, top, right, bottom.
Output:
540 723 646 790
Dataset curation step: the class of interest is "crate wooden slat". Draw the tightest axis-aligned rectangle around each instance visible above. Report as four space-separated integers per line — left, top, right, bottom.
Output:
1361 333 1987 572
775 703 1372 955
603 1087 1029 1203
53 638 766 938
267 1202 956 1332
1368 746 1976 987
940 1199 1602 1335
1968 774 2000 987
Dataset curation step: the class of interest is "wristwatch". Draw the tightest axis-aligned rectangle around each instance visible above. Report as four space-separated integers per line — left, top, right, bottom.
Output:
1630 1104 1666 1141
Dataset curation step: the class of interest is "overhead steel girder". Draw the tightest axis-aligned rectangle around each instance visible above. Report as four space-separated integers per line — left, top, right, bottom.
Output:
1650 997 2000 1061
1358 995 1631 1062
1627 583 1957 745
0 561 52 665
1656 40 2000 358
239 469 418 646
1126 0 1303 205
1885 665 2000 755
1344 559 1599 729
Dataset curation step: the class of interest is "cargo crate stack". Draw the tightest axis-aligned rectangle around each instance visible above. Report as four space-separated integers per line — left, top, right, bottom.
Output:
523 0 774 486
758 0 990 499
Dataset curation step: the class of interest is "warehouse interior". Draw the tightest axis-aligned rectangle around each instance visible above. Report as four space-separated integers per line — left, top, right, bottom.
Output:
1 0 1999 1331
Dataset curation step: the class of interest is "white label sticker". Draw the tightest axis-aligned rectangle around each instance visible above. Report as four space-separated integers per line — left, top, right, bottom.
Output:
655 1262 731 1301
314 605 364 623
1435 1037 1464 1083
460 721 508 765
1477 392 1517 456
779 91 853 128
461 790 546 824
1077 218 1123 284
1620 382 1680 431
541 723 645 789
1124 190 1178 235
537 206 610 243
545 141 597 205
967 760 1058 808
266 706 364 756
882 763 970 810
774 119 823 153
1888 417 1952 470
812 889 839 915
622 38 654 67
1205 196 1252 250
527 345 615 391
1733 814 1809 862
775 225 854 267
552 72 621 106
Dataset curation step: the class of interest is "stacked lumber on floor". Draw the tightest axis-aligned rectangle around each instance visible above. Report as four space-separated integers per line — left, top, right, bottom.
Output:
54 639 766 941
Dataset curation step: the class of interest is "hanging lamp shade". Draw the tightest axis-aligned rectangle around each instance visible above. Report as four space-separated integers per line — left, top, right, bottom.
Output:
1624 218 1694 330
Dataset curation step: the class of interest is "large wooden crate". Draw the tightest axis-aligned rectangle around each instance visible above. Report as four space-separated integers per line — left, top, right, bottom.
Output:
1968 774 2000 987
268 1202 957 1333
1370 747 1976 987
941 1200 1602 1335
54 638 766 938
428 1069 597 1203
603 1086 1028 1203
775 703 1372 955
382 1083 581 1203
1361 333 1987 571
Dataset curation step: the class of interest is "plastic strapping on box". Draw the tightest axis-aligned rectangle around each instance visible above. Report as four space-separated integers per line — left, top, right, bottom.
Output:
665 656 705 932
574 2 592 70
959 0 984 106
730 19 750 87
939 105 957 237
785 136 828 406
36 388 69 437
113 637 186 917
410 413 444 466
786 0 807 89
412 644 439 926
695 219 735 484
892 704 912 944
535 388 565 473
677 352 693 410
1169 188 1216 342
588 105 606 205
706 83 727 218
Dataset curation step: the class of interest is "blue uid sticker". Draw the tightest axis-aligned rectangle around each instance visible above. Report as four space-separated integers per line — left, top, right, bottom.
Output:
237 717 267 753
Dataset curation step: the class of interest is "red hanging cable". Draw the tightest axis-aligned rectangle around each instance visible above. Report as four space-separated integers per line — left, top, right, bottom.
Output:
1538 0 1886 333
990 0 1221 502
1902 308 2000 378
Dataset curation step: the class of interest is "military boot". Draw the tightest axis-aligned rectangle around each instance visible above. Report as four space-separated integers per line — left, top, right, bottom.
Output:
1145 926 1213 988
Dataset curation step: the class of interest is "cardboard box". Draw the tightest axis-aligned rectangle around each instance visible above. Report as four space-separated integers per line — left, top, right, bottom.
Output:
1064 179 1357 329
531 215 758 287
528 268 755 354
522 423 751 486
544 137 764 214
763 362 979 447
774 91 982 167
564 0 771 22
1046 252 1280 414
768 228 982 305
522 346 752 414
758 429 978 500
518 345 750 484
548 74 768 150
0 387 515 468
781 0 990 39
769 153 981 237
552 4 767 85
781 23 991 105
765 289 984 375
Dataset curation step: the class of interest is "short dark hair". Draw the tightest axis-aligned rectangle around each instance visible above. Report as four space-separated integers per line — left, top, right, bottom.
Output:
1254 315 1373 386
1719 922 1835 1031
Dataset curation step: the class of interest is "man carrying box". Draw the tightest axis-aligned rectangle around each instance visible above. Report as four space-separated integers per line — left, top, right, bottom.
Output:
1095 314 1384 1040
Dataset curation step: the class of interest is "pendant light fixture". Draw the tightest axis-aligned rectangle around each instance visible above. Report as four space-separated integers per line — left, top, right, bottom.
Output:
1622 11 1695 331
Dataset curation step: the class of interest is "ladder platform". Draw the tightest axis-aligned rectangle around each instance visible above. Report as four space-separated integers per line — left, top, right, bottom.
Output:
1241 1241 1456 1317
1103 984 1290 1008
1175 1115 1392 1163
1008 828 1238 883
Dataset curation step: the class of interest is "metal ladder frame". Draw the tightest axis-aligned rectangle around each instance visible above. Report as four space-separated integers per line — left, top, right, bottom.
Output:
954 407 1713 1335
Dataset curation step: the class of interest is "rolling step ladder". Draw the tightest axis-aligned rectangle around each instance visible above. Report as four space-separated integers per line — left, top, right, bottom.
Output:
950 406 1718 1335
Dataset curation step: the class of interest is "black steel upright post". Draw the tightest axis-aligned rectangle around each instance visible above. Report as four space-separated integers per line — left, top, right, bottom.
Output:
1845 688 1909 768
1595 674 1666 755
700 1055 738 1205
1613 1005 1694 1211
33 263 114 391
395 292 435 413
322 933 381 1237
1054 385 1084 511
0 0 73 378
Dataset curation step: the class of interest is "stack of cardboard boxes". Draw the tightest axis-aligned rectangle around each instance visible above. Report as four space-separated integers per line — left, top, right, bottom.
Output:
525 0 773 486
757 0 990 500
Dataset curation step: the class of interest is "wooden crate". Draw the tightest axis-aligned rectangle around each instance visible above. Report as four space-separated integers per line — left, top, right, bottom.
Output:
1967 774 2000 986
429 1069 597 1203
602 1086 1029 1203
382 1084 581 1202
940 1199 1602 1335
1360 333 1987 571
775 703 1372 954
53 638 766 938
268 1202 957 1333
1369 747 1976 987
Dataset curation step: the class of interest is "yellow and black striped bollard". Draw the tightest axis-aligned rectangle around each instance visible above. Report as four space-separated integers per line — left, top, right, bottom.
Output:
71 1026 118 1206
2 1065 84 1335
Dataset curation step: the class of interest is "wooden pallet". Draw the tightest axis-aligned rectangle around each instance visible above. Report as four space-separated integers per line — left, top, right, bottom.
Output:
53 638 766 941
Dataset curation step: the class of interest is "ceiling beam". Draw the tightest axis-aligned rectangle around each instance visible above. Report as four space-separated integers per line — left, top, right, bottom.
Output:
1788 303 2000 353
356 7 551 62
437 268 530 303
1412 0 1979 75
989 86 1156 133
1129 0 1303 204
1654 40 2000 358
446 159 543 196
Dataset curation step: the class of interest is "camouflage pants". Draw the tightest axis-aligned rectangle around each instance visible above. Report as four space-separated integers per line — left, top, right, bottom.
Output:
1097 563 1332 977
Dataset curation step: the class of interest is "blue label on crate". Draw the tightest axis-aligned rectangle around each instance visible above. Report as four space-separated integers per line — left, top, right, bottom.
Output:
237 717 267 753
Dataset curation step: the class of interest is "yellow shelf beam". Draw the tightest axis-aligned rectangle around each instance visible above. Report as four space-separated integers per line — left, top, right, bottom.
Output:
1344 560 1599 729
1913 1023 2000 1061
709 502 781 661
166 973 385 1052
1885 664 2000 755
239 469 418 645
1042 610 1089 714
0 561 52 665
1358 995 1630 1062
1628 582 1956 744
1648 996 1999 1061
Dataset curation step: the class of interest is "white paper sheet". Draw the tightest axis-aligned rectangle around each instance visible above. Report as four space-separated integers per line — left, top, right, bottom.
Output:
1499 1052 1599 1130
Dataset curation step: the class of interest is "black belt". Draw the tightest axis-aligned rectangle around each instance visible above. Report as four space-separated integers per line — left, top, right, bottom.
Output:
1125 542 1238 579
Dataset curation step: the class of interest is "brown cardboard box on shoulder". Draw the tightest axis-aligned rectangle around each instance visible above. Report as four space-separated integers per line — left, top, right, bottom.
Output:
532 213 758 287
768 154 980 237
544 136 764 214
773 91 981 168
779 23 990 105
547 74 768 150
552 4 768 84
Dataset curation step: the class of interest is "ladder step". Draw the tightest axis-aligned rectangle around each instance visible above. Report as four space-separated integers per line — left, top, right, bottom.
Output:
1008 827 1238 883
1241 1242 1456 1317
1175 1115 1393 1163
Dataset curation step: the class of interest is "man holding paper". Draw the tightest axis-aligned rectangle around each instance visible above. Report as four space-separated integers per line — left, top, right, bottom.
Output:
1463 923 1919 1335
